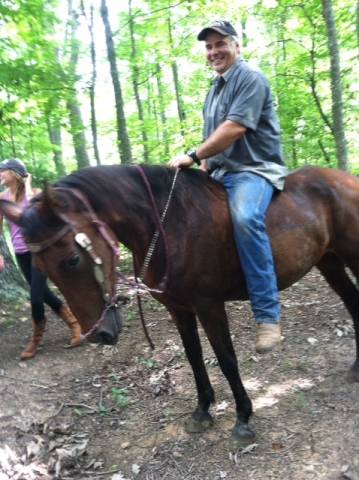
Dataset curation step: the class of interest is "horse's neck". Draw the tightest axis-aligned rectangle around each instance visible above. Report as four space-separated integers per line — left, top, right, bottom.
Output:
103 168 170 262
107 213 154 261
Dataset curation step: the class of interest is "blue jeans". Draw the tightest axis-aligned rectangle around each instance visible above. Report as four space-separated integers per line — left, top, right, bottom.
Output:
213 170 280 324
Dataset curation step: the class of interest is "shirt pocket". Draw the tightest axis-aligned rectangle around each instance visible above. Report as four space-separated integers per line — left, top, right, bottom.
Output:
219 103 228 117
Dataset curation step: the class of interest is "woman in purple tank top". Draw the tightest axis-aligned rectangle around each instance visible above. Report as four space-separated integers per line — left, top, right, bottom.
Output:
0 158 82 360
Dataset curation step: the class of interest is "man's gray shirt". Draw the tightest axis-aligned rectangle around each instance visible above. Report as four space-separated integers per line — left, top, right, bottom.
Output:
203 57 288 190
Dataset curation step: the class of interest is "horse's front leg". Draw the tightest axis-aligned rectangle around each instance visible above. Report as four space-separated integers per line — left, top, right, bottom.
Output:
196 301 255 450
168 308 215 432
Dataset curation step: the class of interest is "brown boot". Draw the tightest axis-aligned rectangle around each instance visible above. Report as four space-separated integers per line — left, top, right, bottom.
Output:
59 305 82 346
255 323 281 354
20 318 47 360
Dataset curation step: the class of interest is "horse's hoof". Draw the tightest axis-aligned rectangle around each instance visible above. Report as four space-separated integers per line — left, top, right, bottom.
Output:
228 431 256 451
229 421 256 451
346 368 359 383
185 417 214 433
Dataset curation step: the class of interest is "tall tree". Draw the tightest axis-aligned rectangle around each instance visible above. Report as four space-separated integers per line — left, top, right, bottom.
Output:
100 0 132 164
80 0 101 166
46 115 66 177
128 0 149 164
155 63 170 160
0 236 28 301
66 3 91 169
322 0 349 170
167 11 186 137
0 0 70 174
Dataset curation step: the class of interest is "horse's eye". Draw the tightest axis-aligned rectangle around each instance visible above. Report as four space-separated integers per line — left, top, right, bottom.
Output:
66 254 80 269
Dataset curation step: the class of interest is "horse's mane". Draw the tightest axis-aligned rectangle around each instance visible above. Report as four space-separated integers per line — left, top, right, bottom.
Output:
55 165 226 222
20 165 226 241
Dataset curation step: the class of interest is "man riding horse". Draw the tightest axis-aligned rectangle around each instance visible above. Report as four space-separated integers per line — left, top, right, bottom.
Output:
169 20 288 354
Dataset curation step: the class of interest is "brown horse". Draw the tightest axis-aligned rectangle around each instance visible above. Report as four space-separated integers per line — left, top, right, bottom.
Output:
1 164 359 449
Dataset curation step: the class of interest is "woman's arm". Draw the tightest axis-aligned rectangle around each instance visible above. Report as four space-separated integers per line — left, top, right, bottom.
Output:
0 208 4 270
0 199 3 236
25 174 41 199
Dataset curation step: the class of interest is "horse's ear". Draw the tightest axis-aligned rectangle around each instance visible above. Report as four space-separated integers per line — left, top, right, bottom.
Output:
43 183 69 213
0 200 23 226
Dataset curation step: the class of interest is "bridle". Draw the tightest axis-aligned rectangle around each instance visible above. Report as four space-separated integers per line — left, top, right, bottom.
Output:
27 188 122 339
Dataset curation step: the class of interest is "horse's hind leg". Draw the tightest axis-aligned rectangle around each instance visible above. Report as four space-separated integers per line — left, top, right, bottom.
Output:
168 308 216 431
316 253 359 382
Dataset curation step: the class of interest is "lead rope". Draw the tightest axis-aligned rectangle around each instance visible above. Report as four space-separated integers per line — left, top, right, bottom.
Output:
133 259 155 350
132 166 179 350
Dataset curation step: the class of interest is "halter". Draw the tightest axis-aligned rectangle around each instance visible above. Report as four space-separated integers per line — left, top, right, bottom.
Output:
27 188 122 339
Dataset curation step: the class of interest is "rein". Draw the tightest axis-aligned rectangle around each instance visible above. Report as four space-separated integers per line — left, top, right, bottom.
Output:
119 165 179 350
133 164 178 288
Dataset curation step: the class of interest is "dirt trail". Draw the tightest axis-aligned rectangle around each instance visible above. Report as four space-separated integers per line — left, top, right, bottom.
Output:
0 269 359 479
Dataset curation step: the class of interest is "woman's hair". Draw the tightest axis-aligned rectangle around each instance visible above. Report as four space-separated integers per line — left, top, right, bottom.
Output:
12 171 26 203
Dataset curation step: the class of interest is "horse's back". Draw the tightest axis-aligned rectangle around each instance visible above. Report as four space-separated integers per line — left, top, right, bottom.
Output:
267 166 359 289
153 165 359 296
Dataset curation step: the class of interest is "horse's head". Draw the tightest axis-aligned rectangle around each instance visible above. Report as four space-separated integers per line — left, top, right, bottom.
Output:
0 185 123 345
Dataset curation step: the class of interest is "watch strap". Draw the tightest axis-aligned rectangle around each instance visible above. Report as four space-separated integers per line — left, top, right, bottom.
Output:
187 149 201 166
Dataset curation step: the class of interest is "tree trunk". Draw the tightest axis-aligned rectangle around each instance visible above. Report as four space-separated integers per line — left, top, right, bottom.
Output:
156 63 169 160
66 98 91 169
100 0 133 164
322 0 349 171
0 235 28 302
167 13 186 137
46 116 66 177
66 4 91 170
129 0 149 164
241 20 248 48
80 0 101 166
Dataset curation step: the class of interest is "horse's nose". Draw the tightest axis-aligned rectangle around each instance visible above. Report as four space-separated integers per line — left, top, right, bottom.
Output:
96 330 118 345
95 308 123 345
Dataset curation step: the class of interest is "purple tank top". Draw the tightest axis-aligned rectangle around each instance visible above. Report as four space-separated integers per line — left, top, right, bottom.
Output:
4 190 29 254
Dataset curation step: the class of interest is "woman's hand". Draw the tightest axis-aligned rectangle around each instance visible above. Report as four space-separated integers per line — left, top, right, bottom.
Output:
25 174 35 199
25 173 32 187
0 254 5 270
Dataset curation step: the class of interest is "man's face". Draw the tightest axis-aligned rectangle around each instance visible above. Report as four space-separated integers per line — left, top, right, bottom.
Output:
205 31 240 76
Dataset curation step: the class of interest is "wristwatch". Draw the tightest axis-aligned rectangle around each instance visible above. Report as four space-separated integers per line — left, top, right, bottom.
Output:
187 149 201 166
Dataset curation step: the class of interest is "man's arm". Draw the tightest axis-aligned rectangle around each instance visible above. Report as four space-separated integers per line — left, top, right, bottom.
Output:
197 120 247 160
168 120 247 169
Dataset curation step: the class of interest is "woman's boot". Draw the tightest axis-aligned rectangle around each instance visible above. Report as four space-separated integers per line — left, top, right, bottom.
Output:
59 305 82 346
20 318 47 360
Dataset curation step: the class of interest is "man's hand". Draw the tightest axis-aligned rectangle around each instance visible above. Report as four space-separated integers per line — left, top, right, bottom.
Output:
0 254 5 270
168 155 194 169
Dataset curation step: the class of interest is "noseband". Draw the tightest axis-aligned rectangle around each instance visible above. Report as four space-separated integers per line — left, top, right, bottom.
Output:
27 188 122 339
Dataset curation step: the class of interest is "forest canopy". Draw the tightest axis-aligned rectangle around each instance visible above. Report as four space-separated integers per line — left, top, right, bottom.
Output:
0 0 358 184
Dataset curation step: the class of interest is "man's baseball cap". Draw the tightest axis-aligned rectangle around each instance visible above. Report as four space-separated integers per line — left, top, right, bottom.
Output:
0 158 27 177
198 20 238 41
